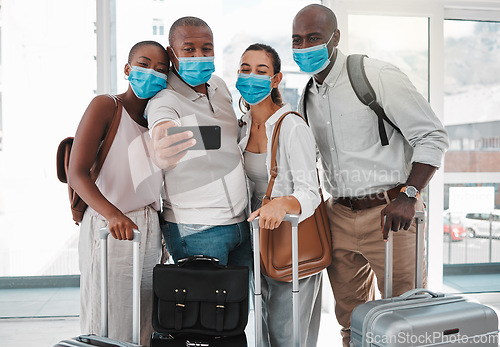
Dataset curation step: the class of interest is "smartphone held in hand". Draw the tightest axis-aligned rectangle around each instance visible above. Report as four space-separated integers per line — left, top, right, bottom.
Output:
167 125 221 151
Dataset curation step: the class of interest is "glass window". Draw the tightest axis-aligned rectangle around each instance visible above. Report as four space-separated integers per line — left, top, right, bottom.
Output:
114 0 319 113
0 0 97 277
348 15 429 98
347 13 431 265
152 18 164 36
443 20 500 291
0 25 3 149
0 0 320 279
0 93 3 151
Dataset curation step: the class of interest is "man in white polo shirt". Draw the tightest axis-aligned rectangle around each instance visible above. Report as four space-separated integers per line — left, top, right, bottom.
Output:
146 16 250 267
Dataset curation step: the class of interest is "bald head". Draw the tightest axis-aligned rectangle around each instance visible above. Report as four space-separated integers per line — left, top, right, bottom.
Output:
292 4 340 51
292 4 340 82
168 16 213 46
293 4 337 35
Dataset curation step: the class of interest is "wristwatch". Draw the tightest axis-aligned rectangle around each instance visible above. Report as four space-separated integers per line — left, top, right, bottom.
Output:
400 185 419 199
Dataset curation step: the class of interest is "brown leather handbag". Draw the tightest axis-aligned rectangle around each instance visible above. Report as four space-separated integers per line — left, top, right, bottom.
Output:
56 95 122 224
259 111 332 282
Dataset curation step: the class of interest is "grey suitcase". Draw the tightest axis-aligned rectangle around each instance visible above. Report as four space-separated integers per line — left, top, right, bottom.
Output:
55 228 142 347
251 214 301 347
350 211 499 347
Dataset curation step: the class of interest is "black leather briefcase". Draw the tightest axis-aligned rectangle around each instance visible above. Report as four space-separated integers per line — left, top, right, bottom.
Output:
152 255 249 337
150 332 247 347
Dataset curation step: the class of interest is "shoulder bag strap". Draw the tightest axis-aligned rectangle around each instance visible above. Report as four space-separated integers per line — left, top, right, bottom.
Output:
263 111 306 203
90 94 122 181
263 111 326 205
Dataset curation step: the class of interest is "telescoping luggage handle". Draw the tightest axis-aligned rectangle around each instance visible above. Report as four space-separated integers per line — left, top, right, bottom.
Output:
251 214 301 347
384 211 425 298
99 228 141 345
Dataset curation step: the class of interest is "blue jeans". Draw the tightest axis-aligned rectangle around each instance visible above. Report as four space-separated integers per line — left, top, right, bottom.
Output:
161 221 253 268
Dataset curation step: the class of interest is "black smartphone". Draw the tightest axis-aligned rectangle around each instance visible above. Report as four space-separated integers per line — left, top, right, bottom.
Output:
167 125 221 150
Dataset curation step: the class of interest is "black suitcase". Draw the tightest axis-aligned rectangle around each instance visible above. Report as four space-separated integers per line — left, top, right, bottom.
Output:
150 332 247 346
54 228 142 346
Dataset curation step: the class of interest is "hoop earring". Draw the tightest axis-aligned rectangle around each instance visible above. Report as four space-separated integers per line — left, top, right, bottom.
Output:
238 97 249 114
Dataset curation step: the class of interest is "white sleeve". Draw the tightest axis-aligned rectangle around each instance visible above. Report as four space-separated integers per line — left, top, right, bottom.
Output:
285 122 321 222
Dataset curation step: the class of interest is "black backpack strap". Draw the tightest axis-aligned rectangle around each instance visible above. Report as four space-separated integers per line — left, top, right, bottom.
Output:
346 54 402 146
301 77 313 125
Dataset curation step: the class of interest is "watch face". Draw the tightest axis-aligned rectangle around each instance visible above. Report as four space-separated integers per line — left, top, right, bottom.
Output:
406 186 418 198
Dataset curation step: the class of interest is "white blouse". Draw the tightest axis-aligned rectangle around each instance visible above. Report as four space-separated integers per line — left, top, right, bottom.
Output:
238 104 320 222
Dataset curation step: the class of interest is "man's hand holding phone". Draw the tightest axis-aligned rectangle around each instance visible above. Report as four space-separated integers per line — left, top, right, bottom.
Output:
150 121 196 170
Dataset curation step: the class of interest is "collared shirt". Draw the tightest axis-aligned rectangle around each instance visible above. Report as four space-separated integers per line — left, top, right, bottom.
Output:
238 104 320 222
298 49 449 198
146 70 248 225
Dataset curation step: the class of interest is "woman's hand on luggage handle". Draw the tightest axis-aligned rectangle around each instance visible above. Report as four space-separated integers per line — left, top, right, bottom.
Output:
149 121 195 171
248 196 300 230
108 213 138 241
248 204 286 230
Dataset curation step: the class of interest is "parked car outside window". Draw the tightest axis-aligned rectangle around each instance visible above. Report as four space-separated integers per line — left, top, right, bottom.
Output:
463 210 500 238
443 216 466 242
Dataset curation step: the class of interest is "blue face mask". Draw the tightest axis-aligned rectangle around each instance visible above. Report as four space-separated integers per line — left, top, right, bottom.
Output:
236 73 275 106
172 50 215 87
128 65 167 99
292 32 335 75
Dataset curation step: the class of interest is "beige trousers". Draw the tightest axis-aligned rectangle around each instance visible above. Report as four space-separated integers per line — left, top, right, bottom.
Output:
325 196 426 347
79 206 162 346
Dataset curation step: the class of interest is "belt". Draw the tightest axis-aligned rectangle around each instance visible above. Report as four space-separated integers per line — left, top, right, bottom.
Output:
335 185 404 211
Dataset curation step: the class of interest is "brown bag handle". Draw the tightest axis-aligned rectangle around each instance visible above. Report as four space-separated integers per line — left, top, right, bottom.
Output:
90 94 122 181
263 111 307 204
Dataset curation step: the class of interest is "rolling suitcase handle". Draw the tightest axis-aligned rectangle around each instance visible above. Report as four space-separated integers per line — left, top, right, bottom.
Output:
251 214 301 347
384 211 425 299
99 228 141 345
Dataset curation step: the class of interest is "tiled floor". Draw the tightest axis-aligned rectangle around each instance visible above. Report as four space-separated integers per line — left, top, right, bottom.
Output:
0 279 340 347
0 287 80 318
1 274 499 347
0 287 80 346
0 316 80 346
